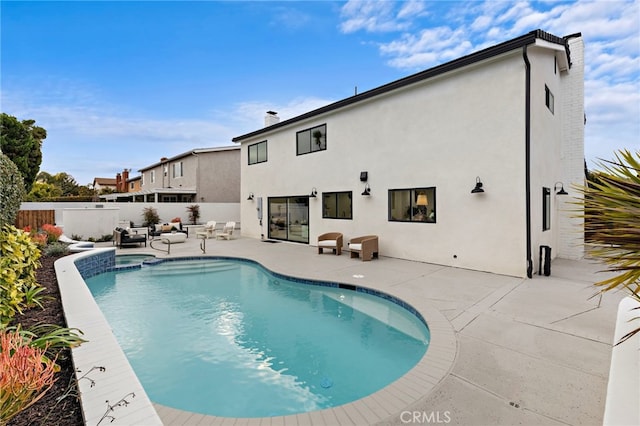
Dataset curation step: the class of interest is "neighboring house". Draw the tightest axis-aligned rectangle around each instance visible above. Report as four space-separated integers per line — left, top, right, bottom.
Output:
127 174 142 193
102 146 240 203
232 30 585 278
92 177 117 193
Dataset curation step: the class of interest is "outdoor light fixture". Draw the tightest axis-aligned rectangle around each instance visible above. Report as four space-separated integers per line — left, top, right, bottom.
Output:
471 177 485 193
361 183 371 196
247 192 254 201
554 182 568 195
310 187 317 198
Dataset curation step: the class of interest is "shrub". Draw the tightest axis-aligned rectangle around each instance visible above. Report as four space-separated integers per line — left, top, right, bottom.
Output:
41 224 62 243
141 207 160 227
0 153 26 227
0 225 42 326
186 204 200 225
0 328 57 424
42 242 69 257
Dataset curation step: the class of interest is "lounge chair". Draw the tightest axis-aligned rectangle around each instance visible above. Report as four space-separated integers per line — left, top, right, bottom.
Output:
113 227 147 248
318 232 343 255
197 221 217 239
216 221 235 240
348 235 379 261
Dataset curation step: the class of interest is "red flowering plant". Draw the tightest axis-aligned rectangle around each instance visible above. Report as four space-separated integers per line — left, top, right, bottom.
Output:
0 328 57 424
40 224 62 244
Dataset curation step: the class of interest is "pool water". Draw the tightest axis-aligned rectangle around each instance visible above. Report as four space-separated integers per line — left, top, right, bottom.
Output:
85 258 430 418
115 254 156 266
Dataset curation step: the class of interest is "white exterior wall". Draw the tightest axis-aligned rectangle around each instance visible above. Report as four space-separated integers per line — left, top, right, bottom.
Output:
241 52 532 277
560 36 585 260
20 202 240 239
528 37 585 271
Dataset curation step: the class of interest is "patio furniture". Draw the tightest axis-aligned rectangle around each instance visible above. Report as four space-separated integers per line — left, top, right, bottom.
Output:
148 222 188 239
160 232 187 244
196 221 217 239
113 227 147 248
216 221 236 240
318 232 343 255
348 235 379 261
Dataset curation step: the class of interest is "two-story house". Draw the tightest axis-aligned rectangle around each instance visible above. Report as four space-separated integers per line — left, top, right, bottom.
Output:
102 146 240 203
232 30 585 278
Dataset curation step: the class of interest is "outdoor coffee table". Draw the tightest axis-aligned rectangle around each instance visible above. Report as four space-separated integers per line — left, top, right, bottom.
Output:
160 232 187 244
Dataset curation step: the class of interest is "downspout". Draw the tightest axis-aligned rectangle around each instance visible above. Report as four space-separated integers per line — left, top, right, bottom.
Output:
523 45 533 278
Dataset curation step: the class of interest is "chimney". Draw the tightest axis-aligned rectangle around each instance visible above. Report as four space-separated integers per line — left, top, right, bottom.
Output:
264 111 279 127
122 169 130 192
116 173 121 191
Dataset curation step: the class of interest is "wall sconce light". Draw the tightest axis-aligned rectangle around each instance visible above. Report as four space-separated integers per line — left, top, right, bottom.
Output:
554 182 568 195
471 176 484 193
310 187 317 198
247 192 254 201
360 171 368 182
361 183 371 196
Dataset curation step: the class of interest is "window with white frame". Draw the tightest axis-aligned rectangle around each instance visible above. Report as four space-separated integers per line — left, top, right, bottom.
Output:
172 162 183 178
296 124 326 155
150 170 155 183
249 140 268 164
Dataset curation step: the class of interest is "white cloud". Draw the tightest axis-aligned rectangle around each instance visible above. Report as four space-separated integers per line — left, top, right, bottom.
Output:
339 0 410 33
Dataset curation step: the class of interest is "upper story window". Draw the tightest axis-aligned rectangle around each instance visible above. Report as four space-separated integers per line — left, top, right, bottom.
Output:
150 170 155 183
545 85 554 114
141 174 145 186
388 187 436 223
322 191 352 219
172 162 183 178
249 140 268 165
129 182 134 190
297 124 326 155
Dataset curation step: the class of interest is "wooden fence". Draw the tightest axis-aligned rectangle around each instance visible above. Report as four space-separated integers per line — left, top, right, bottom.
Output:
15 210 56 230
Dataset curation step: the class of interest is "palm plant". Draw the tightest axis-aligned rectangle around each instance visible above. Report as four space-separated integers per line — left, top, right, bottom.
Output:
577 149 640 345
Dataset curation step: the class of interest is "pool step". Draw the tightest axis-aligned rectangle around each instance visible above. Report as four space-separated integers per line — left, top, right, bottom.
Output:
145 261 240 276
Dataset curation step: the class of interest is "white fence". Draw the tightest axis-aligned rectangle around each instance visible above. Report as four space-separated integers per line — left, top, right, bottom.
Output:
20 202 240 240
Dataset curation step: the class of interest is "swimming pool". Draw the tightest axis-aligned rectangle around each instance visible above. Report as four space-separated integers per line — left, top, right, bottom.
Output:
85 258 430 418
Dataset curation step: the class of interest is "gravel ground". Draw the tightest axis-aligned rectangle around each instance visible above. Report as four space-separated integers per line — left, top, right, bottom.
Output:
7 254 84 426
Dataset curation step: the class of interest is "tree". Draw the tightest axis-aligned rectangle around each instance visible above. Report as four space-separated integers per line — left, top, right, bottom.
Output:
0 113 46 193
578 149 640 345
25 181 63 201
0 153 26 226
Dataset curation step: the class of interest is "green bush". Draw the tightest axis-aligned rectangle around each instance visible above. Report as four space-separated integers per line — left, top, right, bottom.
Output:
0 153 26 227
142 206 160 227
42 242 69 257
0 225 42 325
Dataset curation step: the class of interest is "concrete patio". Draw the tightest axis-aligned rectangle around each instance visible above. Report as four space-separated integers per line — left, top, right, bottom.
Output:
95 234 623 425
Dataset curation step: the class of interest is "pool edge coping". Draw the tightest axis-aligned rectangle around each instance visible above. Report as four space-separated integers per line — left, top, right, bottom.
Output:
57 249 457 425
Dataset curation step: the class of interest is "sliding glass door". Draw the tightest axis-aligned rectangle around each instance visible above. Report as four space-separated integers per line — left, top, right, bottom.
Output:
268 197 309 243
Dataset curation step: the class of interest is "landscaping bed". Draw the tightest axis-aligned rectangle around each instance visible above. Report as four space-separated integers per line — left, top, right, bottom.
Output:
8 254 84 426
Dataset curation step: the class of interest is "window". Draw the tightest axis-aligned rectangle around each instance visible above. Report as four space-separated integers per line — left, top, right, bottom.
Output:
388 187 436 222
172 162 183 178
130 182 134 190
297 124 326 155
248 140 268 164
545 85 554 114
543 187 551 231
322 191 352 219
150 170 155 183
163 165 168 177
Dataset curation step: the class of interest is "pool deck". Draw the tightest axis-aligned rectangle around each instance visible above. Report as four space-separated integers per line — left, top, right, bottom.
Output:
77 235 623 425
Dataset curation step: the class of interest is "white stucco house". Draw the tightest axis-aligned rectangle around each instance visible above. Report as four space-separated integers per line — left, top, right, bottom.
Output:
232 30 585 278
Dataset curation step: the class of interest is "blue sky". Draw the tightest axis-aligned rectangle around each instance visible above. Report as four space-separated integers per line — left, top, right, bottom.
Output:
2 0 638 186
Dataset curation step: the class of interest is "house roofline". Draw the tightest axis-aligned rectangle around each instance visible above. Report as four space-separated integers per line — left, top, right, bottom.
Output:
138 145 239 172
232 29 578 143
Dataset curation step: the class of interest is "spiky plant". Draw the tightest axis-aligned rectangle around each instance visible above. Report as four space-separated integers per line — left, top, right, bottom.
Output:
577 149 640 345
